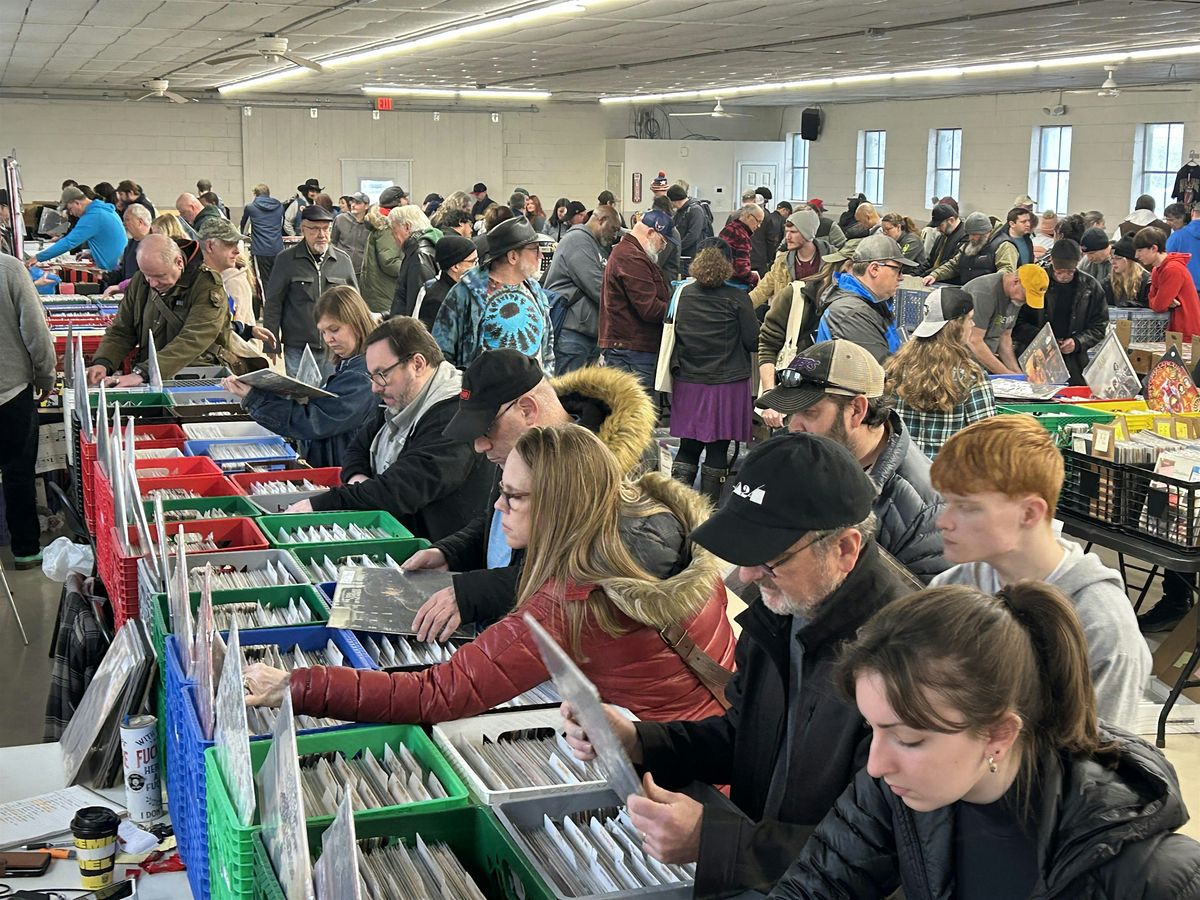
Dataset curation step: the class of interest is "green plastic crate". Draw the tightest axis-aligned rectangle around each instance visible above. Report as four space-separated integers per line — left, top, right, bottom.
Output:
88 390 173 407
257 510 412 549
143 494 262 521
285 538 430 583
251 805 551 900
996 402 1116 430
206 724 469 900
151 585 330 649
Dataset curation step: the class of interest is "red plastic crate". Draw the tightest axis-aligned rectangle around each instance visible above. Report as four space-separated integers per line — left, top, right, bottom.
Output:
136 517 269 555
133 456 222 479
137 474 246 501
80 438 100 527
130 423 186 450
228 466 342 494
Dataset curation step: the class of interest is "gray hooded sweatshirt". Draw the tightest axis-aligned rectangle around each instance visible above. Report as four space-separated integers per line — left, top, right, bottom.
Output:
932 535 1150 732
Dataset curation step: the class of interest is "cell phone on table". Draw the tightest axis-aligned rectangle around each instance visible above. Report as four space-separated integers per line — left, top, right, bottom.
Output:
0 850 52 876
76 878 138 899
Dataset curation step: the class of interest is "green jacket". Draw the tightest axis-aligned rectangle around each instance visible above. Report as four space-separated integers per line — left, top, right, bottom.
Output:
358 212 404 313
93 263 232 379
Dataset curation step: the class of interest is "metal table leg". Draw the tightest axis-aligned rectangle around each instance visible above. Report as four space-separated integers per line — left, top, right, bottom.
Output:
0 559 29 646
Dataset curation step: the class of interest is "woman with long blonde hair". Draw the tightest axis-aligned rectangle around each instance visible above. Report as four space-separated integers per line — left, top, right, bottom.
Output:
1107 236 1151 308
885 287 995 458
245 423 736 724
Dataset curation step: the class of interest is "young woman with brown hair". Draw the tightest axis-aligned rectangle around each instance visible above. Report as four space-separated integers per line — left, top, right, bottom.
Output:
880 212 927 268
1107 235 1152 307
220 284 378 467
884 286 995 458
245 423 736 724
769 581 1200 899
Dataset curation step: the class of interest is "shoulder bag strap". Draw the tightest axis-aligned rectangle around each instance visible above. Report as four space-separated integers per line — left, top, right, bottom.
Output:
659 622 733 710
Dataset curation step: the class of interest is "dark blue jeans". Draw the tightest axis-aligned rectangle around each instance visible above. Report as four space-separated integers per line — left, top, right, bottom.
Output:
555 328 601 374
602 348 661 415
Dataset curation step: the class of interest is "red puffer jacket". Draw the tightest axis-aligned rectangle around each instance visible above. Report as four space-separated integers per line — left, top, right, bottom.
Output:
291 473 737 725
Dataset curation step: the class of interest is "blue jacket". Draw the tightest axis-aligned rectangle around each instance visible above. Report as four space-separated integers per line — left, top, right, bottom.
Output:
239 195 285 257
1166 219 1200 289
432 265 555 373
36 200 126 271
814 272 902 362
240 354 377 469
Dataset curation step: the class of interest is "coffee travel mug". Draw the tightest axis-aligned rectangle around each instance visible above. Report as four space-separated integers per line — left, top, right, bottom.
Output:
71 806 121 888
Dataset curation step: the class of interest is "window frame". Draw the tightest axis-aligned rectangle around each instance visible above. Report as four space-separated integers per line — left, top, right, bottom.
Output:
789 132 810 200
1030 125 1072 213
856 129 887 205
1133 122 1185 213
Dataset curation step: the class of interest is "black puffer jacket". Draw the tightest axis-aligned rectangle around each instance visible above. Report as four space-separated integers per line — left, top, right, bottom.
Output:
770 729 1200 899
390 232 439 324
636 541 919 898
868 411 947 583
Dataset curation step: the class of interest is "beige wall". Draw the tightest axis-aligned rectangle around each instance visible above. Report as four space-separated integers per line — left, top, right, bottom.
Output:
0 98 780 214
778 88 1200 222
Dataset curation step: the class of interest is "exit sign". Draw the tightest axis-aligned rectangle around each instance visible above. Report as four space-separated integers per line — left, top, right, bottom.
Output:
375 97 392 111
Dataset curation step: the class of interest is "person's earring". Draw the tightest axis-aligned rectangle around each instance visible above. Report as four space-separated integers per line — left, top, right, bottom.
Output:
987 755 998 774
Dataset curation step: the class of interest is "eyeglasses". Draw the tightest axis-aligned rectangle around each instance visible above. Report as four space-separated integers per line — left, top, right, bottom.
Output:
874 262 904 275
497 484 531 510
486 399 519 436
760 533 826 577
368 356 411 387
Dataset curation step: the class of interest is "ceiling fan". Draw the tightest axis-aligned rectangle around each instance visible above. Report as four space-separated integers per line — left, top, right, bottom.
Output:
205 34 326 73
1065 65 1190 97
668 99 754 118
132 79 192 103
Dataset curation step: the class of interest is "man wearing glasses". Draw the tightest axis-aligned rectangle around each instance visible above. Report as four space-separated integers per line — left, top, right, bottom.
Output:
562 433 916 898
263 204 359 377
755 340 947 583
295 317 492 543
1011 238 1108 385
812 232 917 363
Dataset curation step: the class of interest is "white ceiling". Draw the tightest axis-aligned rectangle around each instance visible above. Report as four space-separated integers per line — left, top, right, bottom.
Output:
3 0 1200 106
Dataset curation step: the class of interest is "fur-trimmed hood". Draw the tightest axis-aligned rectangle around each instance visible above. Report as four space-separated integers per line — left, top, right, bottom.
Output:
366 206 392 231
551 365 656 475
599 471 723 630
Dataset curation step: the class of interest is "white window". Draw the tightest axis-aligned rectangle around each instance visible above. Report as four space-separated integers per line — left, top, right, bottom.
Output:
856 130 886 204
1030 126 1072 213
789 133 810 199
1133 122 1185 212
928 128 962 201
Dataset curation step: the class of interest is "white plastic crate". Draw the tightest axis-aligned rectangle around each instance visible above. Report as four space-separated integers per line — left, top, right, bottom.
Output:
182 421 275 441
432 707 637 806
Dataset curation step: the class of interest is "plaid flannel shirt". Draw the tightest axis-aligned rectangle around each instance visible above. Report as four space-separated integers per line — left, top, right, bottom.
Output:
895 377 996 460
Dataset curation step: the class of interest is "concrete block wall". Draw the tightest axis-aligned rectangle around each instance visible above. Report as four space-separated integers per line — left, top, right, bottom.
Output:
779 88 1200 221
0 98 780 217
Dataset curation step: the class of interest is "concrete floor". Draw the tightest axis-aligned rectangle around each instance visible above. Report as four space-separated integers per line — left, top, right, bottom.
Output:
1 538 1197 841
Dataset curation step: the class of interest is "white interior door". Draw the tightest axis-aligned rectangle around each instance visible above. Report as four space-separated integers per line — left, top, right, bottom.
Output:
736 163 777 201
339 159 413 203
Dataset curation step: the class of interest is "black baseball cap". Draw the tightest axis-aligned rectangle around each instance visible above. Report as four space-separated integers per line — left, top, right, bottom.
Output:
928 203 958 227
691 433 877 566
443 349 544 442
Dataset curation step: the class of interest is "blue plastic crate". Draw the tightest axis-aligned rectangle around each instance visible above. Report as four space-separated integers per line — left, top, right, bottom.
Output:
183 437 298 467
165 625 376 900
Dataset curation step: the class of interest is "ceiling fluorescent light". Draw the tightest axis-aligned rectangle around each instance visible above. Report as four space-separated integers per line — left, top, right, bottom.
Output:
221 1 600 93
362 85 550 100
599 41 1200 104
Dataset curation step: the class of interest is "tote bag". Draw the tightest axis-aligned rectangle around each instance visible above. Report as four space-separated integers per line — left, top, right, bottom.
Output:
654 280 690 394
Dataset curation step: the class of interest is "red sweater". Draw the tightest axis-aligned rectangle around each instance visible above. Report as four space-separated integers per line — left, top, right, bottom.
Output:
290 577 736 725
1149 252 1200 340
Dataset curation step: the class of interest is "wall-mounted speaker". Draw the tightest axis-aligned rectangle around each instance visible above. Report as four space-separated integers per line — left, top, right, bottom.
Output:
800 107 822 141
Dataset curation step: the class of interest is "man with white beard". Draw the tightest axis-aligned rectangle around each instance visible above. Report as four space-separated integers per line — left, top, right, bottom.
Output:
922 211 998 285
598 209 673 400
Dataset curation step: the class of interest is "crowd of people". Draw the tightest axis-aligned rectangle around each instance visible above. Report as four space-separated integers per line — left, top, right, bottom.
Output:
5 165 1200 897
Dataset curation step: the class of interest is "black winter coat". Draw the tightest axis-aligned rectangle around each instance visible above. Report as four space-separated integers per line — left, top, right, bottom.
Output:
922 223 968 277
310 396 493 543
1013 266 1108 385
635 541 919 898
869 411 948 583
671 282 759 384
752 210 787 276
390 233 438 324
770 729 1200 899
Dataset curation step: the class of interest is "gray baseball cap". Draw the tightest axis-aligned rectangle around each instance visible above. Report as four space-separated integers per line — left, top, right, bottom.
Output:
852 233 918 268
